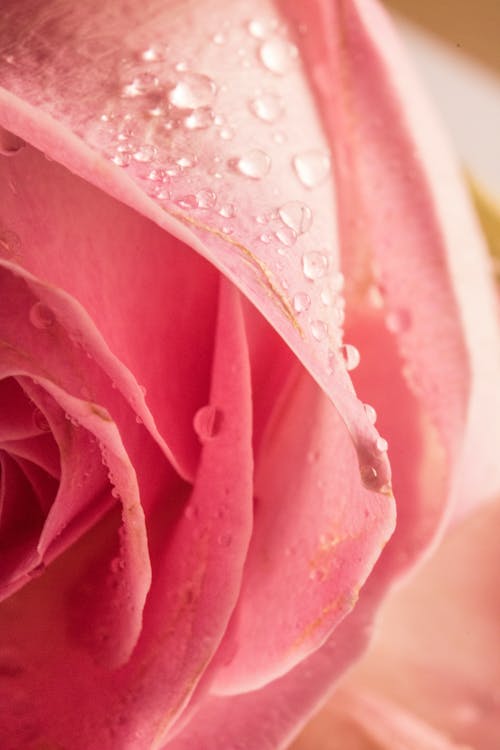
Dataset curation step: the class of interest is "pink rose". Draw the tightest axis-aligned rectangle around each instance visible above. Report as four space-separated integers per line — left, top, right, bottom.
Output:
0 1 499 748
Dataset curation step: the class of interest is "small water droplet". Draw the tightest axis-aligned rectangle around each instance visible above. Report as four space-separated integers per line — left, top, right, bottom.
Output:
376 436 388 452
278 201 313 234
0 228 21 258
231 149 271 179
184 106 215 130
273 130 286 144
212 32 227 45
302 251 330 280
311 319 328 341
29 302 55 329
140 45 167 62
292 291 311 313
364 403 377 424
259 38 298 75
275 226 297 246
218 125 235 140
340 343 360 371
176 194 198 209
249 92 284 123
177 155 197 169
193 405 224 442
217 533 232 548
169 73 217 110
33 408 50 432
320 288 333 306
247 18 273 39
259 232 273 244
219 204 235 218
122 72 159 98
196 188 217 209
111 152 131 167
386 308 411 334
133 144 158 163
293 151 331 188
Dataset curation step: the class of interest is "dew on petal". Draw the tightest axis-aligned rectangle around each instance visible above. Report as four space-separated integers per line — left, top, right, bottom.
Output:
231 149 271 179
132 144 158 163
176 195 198 209
360 464 379 489
275 227 297 246
184 107 215 130
259 38 298 75
340 343 360 371
249 92 284 123
218 125 235 140
278 201 313 234
386 308 412 334
320 288 333 306
302 251 330 280
310 319 328 341
259 232 273 244
140 45 167 62
219 204 235 218
29 302 55 330
364 403 377 424
273 131 287 144
193 405 224 442
292 291 311 313
111 152 131 167
121 72 159 98
293 150 331 188
211 32 227 45
169 73 217 110
376 436 389 452
196 189 217 209
247 18 275 39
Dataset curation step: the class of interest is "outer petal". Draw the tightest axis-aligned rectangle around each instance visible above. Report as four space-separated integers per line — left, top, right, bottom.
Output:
0 0 391 492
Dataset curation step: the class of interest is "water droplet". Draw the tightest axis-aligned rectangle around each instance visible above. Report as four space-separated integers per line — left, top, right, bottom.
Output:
376 436 388 452
218 125 235 140
278 201 312 234
184 504 199 521
177 155 197 169
248 19 273 39
292 292 311 313
259 38 298 75
309 567 327 582
0 228 21 259
340 343 360 371
184 106 214 130
364 403 377 424
273 130 286 144
141 44 166 62
302 251 330 280
29 302 55 329
122 72 159 98
275 226 297 246
360 464 378 489
176 195 198 209
386 308 411 334
193 405 224 442
311 319 328 341
212 32 227 45
133 144 158 163
169 73 217 110
320 288 333 306
217 533 232 548
111 152 131 167
219 204 235 218
33 408 50 432
249 93 284 123
259 232 273 244
231 149 271 179
196 188 217 209
293 151 331 188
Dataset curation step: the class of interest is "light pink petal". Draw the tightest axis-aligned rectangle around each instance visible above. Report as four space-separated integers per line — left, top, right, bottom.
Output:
290 688 473 750
0 0 391 493
343 498 500 750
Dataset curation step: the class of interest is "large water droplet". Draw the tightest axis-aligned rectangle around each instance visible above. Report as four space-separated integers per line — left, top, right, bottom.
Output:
184 107 215 130
259 38 298 75
232 149 271 179
278 201 313 234
169 73 217 110
193 405 224 442
249 92 284 123
302 251 330 280
340 343 360 371
360 464 379 489
292 291 311 313
29 302 55 329
293 151 331 188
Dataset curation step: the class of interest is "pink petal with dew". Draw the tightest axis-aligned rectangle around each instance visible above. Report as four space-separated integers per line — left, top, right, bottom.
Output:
0 0 391 493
